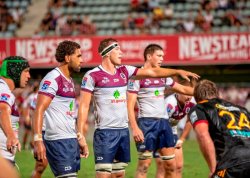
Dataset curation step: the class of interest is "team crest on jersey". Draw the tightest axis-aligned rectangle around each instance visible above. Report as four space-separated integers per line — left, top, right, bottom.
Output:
41 81 51 90
120 73 126 83
0 93 10 101
81 77 88 87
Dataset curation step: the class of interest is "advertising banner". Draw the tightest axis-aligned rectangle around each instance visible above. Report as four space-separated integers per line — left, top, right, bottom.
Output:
0 33 249 68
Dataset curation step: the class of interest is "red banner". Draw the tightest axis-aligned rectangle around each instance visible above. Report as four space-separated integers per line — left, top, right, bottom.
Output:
0 33 249 68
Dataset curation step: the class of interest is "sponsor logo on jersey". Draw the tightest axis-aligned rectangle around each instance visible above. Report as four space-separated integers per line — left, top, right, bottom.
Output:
81 77 88 87
113 78 119 82
154 90 160 96
111 90 126 103
144 79 151 85
0 93 10 101
41 81 51 90
101 77 109 84
66 100 75 116
154 80 159 84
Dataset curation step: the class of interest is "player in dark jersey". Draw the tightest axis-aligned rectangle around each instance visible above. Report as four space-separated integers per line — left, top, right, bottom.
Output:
188 79 250 178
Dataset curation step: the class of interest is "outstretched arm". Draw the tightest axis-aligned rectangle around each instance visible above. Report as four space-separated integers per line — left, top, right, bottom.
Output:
134 68 200 81
127 92 144 143
171 82 194 96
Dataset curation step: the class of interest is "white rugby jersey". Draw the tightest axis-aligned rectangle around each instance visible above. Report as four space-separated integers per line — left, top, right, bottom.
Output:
38 68 77 140
165 94 196 134
81 65 138 129
127 77 175 119
29 93 46 131
0 79 19 161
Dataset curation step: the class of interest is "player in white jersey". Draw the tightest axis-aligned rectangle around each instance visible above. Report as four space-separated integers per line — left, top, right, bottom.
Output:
127 44 195 178
153 78 196 178
33 41 88 178
77 38 199 178
0 56 30 165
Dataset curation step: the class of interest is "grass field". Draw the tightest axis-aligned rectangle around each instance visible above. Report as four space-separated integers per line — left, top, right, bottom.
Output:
15 138 208 178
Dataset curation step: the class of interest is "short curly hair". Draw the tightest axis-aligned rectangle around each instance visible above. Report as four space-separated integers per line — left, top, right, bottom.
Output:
55 40 81 62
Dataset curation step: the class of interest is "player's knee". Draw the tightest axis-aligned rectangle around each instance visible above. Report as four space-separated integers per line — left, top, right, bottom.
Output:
161 154 176 172
138 151 153 160
112 162 128 173
95 163 112 173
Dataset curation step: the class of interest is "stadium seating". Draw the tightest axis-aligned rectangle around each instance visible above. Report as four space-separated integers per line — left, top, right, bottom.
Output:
0 0 32 38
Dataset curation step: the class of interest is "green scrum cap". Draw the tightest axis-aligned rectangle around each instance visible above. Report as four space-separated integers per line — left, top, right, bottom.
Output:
0 56 30 87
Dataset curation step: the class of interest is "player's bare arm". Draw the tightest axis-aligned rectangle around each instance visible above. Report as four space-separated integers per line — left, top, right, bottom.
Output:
134 68 200 81
33 94 52 161
0 103 21 153
194 122 216 177
127 92 144 143
77 90 91 158
175 120 192 149
171 82 194 96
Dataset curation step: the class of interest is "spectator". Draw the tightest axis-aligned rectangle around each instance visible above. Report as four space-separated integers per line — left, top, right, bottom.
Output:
164 3 174 19
122 13 135 29
183 16 195 33
79 15 96 35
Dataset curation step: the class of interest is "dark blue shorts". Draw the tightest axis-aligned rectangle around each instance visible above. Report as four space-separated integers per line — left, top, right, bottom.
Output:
136 118 175 154
154 134 178 158
94 128 130 164
44 138 80 177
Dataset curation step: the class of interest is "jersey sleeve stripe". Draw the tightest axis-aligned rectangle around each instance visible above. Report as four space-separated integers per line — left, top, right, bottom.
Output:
133 68 139 76
0 101 11 108
127 90 138 94
193 120 208 128
81 88 93 93
38 91 55 99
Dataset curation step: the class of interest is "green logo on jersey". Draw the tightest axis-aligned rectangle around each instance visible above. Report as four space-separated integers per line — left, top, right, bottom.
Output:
69 101 74 111
16 123 19 129
113 90 120 99
154 90 159 96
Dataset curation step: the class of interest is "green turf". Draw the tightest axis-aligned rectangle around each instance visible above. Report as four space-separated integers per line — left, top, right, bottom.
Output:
15 139 208 178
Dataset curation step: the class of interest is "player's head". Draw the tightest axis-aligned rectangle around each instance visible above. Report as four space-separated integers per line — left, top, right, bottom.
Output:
144 44 163 67
55 40 82 72
0 56 30 88
194 79 218 102
98 38 122 65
